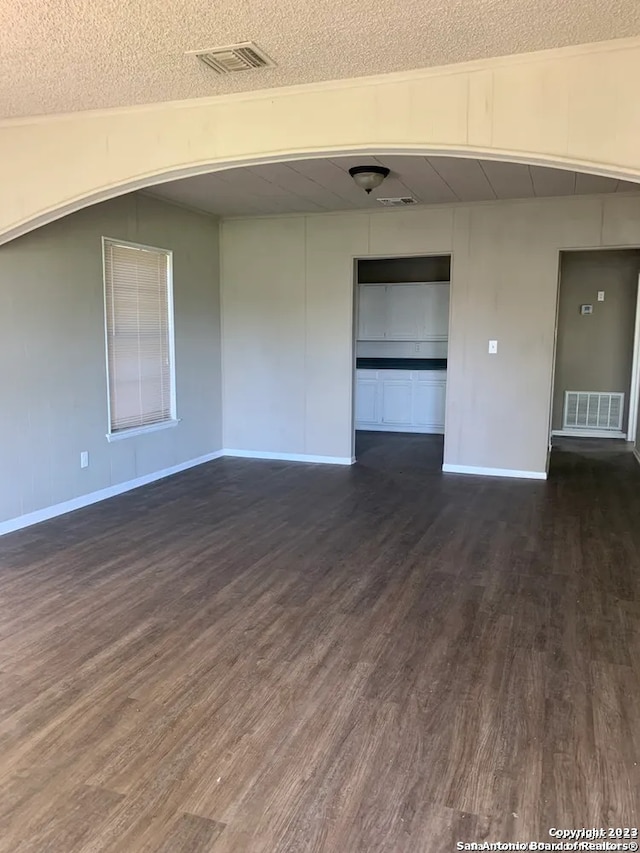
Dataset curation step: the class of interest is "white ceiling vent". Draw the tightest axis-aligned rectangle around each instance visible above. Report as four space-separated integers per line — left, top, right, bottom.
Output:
190 42 275 74
376 197 418 206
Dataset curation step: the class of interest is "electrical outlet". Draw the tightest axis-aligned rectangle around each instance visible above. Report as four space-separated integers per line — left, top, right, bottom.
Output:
597 291 605 302
80 451 89 469
488 340 498 354
414 342 421 353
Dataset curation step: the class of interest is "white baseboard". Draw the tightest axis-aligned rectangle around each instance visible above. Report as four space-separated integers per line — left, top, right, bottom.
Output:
551 429 626 439
442 463 547 480
0 451 224 537
222 449 355 465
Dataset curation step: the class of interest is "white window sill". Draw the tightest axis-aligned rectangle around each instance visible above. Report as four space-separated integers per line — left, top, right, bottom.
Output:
106 419 180 442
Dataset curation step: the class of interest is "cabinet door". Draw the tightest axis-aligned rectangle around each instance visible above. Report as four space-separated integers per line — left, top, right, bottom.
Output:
357 285 387 340
420 284 450 340
381 379 413 425
414 380 446 431
386 285 420 340
355 377 380 423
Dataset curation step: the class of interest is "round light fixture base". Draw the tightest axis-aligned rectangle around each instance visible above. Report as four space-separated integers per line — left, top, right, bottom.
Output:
348 165 390 194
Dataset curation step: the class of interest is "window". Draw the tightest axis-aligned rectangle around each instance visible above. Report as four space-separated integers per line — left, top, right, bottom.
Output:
103 238 176 439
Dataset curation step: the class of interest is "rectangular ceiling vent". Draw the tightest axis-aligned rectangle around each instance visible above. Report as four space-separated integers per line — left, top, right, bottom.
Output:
377 197 418 206
191 42 275 74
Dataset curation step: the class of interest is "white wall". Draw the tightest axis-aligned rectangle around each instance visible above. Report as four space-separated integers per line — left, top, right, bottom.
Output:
0 193 221 528
221 193 640 475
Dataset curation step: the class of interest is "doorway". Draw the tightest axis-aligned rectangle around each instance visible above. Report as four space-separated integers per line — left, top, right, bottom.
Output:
352 254 451 472
551 249 640 453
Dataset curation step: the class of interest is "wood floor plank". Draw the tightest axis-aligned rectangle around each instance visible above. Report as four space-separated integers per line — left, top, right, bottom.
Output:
0 433 639 850
0 781 124 853
155 813 226 852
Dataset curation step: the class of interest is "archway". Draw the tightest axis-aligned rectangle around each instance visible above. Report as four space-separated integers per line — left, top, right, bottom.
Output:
2 35 640 244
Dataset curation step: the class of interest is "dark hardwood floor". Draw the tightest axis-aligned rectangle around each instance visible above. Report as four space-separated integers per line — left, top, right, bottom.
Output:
0 433 638 851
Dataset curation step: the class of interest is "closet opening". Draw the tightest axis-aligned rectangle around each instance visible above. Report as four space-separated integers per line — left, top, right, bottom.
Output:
352 254 451 474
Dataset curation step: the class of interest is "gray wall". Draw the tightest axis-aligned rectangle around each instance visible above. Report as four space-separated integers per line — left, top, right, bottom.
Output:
221 193 640 474
553 250 640 431
0 193 221 525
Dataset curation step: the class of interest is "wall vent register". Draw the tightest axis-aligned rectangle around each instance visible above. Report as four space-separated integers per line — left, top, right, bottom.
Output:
563 391 624 432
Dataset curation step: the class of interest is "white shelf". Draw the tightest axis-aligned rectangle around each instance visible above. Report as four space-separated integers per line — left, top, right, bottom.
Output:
356 336 448 342
357 280 450 286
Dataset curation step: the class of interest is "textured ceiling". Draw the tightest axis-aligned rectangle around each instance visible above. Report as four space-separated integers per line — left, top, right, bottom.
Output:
2 0 640 118
146 156 640 217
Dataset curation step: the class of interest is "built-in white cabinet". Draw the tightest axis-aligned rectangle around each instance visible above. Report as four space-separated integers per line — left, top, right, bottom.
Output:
386 286 423 341
358 285 388 341
357 283 450 341
355 369 446 434
421 285 450 341
354 375 379 423
414 378 447 429
381 378 414 425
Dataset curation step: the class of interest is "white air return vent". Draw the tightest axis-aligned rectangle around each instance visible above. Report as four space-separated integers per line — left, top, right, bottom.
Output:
563 391 624 432
190 42 275 74
377 197 418 206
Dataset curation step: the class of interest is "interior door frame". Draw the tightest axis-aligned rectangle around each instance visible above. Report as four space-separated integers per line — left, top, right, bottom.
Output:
625 272 640 443
350 251 454 462
549 250 640 448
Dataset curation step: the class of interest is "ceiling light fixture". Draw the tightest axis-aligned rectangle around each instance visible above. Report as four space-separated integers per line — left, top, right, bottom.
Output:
348 165 390 194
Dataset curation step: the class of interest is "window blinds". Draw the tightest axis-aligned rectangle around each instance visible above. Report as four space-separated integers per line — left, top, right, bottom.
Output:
103 240 174 433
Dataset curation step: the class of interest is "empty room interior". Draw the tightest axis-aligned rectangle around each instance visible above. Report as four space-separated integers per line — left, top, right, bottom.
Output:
2 3 640 851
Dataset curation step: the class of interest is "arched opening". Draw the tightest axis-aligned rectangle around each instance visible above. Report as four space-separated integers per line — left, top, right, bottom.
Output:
4 145 640 247
2 150 640 538
144 151 634 481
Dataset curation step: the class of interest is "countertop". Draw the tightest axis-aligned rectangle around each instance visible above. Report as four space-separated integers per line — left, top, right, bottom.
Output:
356 358 447 371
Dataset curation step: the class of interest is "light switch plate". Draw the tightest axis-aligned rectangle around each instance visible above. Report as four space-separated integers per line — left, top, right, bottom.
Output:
80 451 89 468
488 340 498 354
